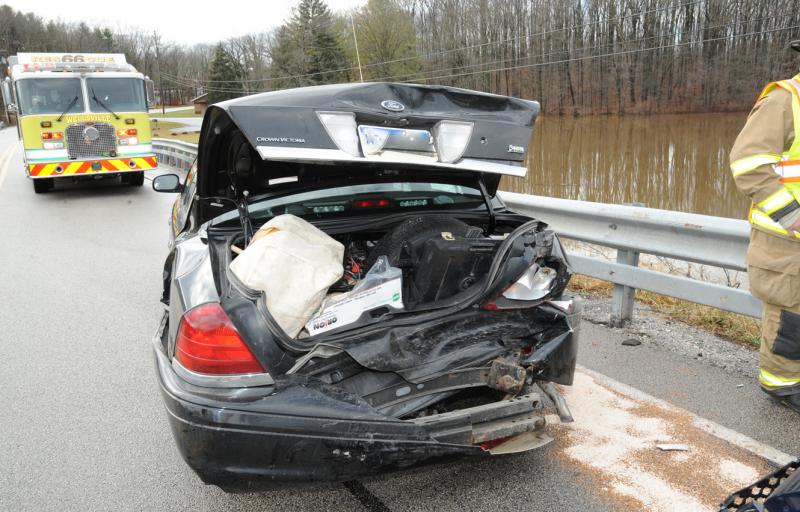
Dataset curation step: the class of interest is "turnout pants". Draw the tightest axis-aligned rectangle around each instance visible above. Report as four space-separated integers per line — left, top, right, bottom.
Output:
747 229 800 395
759 302 800 395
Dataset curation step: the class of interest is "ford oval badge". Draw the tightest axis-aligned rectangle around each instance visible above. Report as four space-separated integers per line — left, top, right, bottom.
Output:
381 100 405 112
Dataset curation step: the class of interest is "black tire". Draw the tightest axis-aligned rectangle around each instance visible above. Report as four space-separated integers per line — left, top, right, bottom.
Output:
123 171 145 187
33 178 53 194
365 215 474 270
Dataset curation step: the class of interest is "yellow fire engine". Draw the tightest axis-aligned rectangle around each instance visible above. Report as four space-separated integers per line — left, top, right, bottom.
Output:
2 53 156 193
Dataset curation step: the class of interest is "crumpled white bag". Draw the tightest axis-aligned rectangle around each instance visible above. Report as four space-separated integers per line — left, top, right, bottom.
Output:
230 214 344 338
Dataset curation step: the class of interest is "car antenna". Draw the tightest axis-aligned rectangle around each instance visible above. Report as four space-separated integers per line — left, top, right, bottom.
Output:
477 174 496 236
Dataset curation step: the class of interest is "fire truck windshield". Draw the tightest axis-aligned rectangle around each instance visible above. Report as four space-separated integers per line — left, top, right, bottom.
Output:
16 78 84 116
86 78 146 113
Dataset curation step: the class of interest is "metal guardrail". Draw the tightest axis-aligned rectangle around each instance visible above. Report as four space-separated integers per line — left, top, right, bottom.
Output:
151 139 761 325
498 191 762 324
153 138 196 172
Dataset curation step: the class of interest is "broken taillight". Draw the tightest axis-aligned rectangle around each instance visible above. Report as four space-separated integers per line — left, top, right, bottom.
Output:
483 263 557 310
175 303 265 375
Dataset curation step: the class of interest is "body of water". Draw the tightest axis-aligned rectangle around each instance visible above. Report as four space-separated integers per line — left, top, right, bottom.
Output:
501 113 751 219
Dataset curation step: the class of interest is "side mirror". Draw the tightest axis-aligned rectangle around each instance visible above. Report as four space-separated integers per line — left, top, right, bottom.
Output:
2 80 13 112
152 173 183 193
144 78 155 108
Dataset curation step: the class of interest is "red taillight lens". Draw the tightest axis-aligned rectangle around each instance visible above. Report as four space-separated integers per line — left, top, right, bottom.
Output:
41 132 63 140
175 303 265 375
353 198 391 209
117 128 137 137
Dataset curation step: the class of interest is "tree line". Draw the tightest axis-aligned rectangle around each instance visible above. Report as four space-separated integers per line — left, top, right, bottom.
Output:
1 0 799 114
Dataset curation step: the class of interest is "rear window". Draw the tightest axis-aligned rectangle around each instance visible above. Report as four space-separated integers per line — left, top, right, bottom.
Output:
213 182 485 225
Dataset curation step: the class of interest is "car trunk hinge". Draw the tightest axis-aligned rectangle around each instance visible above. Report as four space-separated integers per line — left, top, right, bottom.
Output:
236 191 254 245
200 193 254 246
477 175 496 236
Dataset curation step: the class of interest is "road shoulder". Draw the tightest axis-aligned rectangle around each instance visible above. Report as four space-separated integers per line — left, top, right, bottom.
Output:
577 297 799 456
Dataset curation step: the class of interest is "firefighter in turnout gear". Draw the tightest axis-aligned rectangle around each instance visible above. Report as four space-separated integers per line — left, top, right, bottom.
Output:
729 41 800 414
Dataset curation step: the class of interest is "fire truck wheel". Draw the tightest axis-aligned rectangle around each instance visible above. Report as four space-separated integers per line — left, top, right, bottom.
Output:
33 178 53 194
123 172 145 187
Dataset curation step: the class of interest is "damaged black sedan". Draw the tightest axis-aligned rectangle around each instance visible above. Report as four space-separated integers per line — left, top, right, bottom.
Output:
152 82 580 491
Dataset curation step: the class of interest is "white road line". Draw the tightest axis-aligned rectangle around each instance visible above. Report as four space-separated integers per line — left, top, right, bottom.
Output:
549 366 794 511
0 138 19 190
578 365 795 466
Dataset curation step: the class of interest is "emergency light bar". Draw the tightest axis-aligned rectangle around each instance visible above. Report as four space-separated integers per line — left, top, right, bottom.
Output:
11 53 135 76
20 62 135 73
15 53 128 65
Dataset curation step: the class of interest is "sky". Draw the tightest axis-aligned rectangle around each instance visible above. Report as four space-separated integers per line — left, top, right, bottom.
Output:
4 0 368 45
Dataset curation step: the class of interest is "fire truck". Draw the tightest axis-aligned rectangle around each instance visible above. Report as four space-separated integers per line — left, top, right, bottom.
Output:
1 53 157 193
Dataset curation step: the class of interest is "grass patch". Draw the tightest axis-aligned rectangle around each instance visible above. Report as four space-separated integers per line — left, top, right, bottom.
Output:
568 274 614 296
150 119 199 143
149 107 201 118
567 274 761 348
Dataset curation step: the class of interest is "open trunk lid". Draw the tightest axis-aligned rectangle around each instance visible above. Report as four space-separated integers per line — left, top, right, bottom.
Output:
195 83 540 205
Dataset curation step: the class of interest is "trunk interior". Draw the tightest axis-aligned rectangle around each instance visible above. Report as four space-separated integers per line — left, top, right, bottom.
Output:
205 212 575 439
219 211 548 332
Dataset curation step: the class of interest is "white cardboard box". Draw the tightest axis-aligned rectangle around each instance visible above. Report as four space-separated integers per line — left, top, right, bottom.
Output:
306 277 403 335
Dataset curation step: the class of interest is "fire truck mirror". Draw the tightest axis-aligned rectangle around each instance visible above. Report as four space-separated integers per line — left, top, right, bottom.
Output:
3 80 13 108
145 79 155 108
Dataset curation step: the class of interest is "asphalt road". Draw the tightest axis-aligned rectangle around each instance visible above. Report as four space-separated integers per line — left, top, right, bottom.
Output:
0 126 794 511
0 127 617 511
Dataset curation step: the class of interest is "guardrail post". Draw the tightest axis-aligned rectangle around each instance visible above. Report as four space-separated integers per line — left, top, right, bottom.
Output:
610 249 640 327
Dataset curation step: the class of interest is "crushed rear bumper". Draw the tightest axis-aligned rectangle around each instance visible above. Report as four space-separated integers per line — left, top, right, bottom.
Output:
154 345 551 491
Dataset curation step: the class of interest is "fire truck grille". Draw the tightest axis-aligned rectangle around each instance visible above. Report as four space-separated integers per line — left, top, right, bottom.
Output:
65 123 116 159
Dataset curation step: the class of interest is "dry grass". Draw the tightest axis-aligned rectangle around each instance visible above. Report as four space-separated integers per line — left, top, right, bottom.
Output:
567 274 761 348
149 120 200 143
568 274 614 296
150 108 201 118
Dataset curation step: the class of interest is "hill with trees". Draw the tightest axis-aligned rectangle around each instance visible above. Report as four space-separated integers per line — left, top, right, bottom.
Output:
2 0 799 114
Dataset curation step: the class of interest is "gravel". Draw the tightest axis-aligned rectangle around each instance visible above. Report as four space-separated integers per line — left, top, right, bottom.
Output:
580 297 760 378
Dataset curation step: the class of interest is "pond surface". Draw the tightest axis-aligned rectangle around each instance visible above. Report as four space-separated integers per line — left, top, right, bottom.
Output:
501 113 752 219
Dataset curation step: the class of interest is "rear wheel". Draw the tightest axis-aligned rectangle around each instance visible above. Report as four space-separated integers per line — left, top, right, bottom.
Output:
32 178 54 194
123 171 145 187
